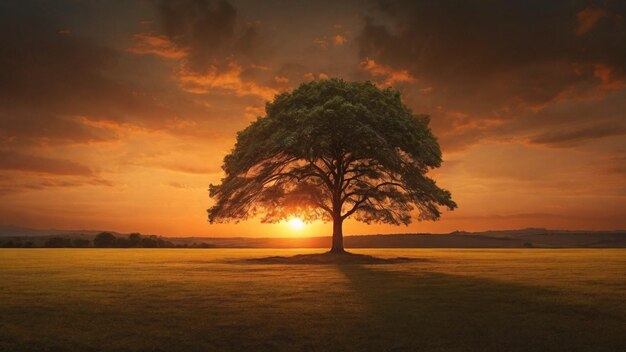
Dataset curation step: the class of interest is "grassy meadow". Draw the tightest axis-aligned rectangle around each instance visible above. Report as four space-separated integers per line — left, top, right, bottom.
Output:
0 249 625 351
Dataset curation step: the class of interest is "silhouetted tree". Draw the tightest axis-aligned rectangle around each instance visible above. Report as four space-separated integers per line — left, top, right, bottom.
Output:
208 79 456 253
141 236 158 248
45 237 72 248
115 237 131 248
93 232 117 247
156 237 175 248
128 233 142 247
2 240 15 248
72 239 90 248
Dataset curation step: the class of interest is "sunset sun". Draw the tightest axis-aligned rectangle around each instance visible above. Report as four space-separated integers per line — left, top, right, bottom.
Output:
288 218 305 231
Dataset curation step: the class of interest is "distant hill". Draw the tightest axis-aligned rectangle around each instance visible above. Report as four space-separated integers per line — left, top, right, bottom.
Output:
1 226 625 248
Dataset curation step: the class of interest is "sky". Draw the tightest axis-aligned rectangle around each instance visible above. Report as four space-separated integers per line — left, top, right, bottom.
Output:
0 0 625 237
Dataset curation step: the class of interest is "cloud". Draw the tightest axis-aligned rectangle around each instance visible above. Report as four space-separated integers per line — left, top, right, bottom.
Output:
359 58 414 86
332 34 348 46
601 155 626 175
273 76 289 84
359 0 626 104
451 212 594 221
153 0 269 72
128 0 276 100
313 34 348 49
167 181 188 189
312 37 329 49
0 114 118 146
161 163 220 175
177 63 277 99
0 20 117 114
0 10 189 146
527 124 626 147
591 64 625 92
504 88 626 147
155 0 239 71
357 0 626 150
576 7 608 35
0 175 113 196
0 150 93 175
127 33 188 59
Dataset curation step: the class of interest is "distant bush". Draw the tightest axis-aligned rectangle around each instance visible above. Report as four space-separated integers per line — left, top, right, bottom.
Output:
115 237 131 248
44 237 73 248
186 242 215 248
141 236 158 248
94 232 117 247
72 239 91 248
136 235 175 248
90 232 178 248
1 240 35 248
1 233 213 249
157 237 175 248
2 240 16 248
129 233 142 247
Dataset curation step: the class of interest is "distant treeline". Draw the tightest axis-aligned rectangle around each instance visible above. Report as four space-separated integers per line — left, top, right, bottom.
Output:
3 228 625 248
0 232 214 248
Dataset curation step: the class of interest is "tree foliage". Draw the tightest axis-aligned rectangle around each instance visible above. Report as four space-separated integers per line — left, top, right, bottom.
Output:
208 79 456 238
94 232 116 248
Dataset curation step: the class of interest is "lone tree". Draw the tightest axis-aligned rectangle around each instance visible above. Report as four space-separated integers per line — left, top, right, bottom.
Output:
208 79 456 253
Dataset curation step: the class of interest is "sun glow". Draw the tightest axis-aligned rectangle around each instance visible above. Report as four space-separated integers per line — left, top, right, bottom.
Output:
288 217 305 231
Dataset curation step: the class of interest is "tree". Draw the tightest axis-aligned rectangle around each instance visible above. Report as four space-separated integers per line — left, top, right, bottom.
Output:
2 240 15 248
128 233 142 247
72 238 91 248
208 79 456 253
141 236 158 248
45 237 72 248
93 232 116 248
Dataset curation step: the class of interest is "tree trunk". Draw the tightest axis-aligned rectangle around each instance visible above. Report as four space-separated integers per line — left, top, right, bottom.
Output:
329 216 345 254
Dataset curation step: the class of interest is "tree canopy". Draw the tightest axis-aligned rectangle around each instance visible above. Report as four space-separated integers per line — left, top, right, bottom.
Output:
208 79 456 252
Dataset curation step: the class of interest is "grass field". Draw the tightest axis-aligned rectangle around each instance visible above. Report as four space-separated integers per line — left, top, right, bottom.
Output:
1 249 625 351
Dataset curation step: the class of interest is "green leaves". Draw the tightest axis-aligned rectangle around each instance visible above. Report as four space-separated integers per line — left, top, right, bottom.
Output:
208 79 456 225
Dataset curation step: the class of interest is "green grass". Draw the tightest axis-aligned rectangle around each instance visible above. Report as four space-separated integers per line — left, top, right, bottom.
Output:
0 249 625 351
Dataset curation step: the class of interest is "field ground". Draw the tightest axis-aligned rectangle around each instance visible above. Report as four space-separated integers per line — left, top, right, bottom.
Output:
0 249 625 351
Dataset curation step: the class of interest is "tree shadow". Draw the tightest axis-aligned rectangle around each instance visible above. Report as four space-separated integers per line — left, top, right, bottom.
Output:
243 252 421 265
335 264 626 352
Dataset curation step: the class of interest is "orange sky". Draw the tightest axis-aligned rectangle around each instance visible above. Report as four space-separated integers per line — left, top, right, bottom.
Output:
0 1 625 237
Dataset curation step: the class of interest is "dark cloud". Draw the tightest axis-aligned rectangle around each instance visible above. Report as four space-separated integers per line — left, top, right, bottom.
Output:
0 150 93 175
0 175 113 196
502 87 626 147
358 0 626 149
0 113 117 145
161 164 220 175
0 11 159 145
0 4 226 146
603 155 626 175
154 0 265 72
0 27 115 103
0 7 137 121
528 124 626 147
